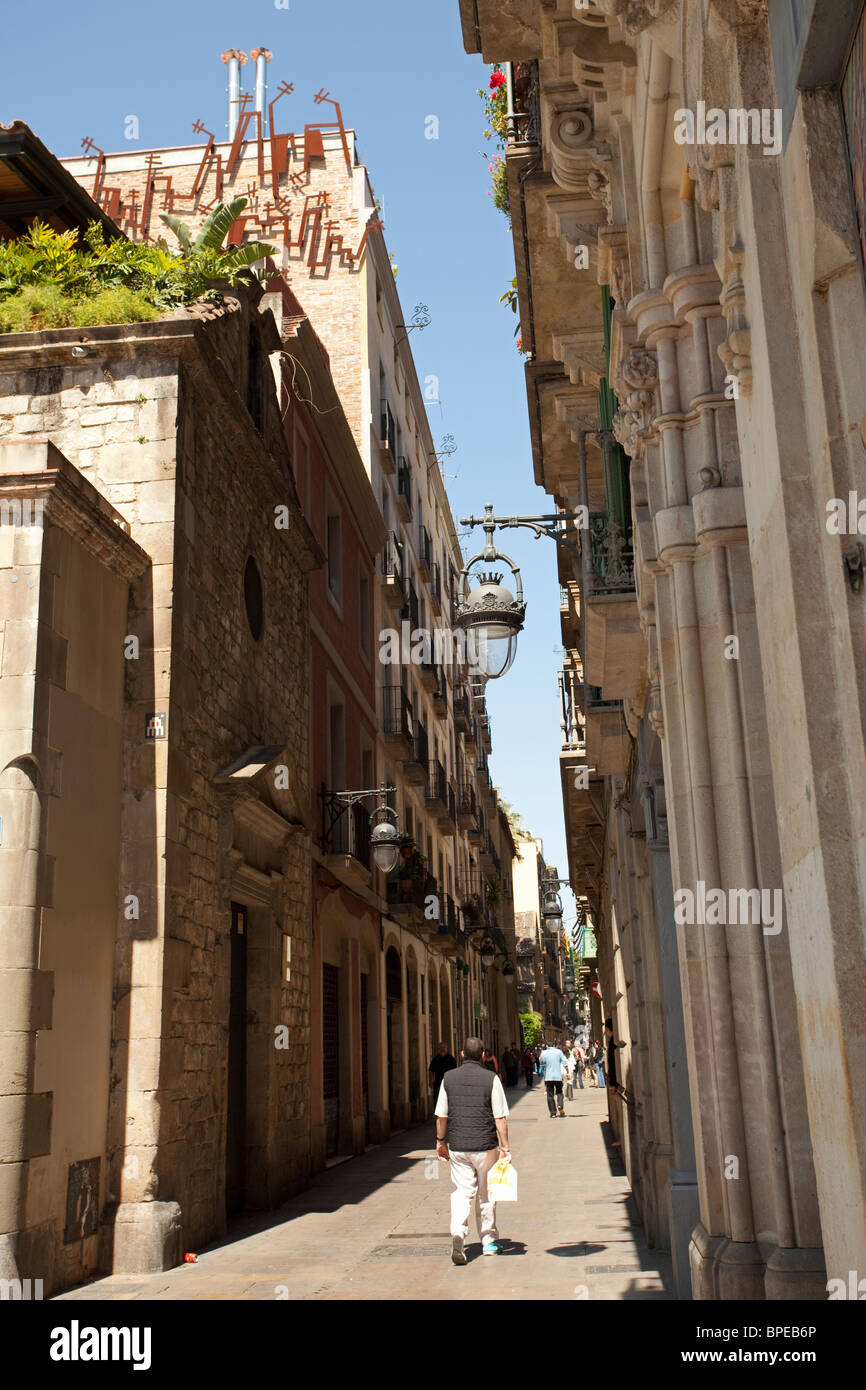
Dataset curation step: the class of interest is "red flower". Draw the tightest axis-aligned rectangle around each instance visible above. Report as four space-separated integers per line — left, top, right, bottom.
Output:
489 70 506 90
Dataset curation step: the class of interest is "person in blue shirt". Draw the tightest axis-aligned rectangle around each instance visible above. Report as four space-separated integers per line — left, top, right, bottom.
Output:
538 1042 570 1117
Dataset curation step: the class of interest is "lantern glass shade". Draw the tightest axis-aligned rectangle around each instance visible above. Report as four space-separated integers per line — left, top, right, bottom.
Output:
370 818 399 874
481 940 496 968
541 890 562 918
472 629 518 681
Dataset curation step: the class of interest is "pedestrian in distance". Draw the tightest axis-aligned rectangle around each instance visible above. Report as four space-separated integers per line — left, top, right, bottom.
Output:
564 1047 576 1101
428 1040 457 1111
504 1044 520 1087
482 1045 500 1079
590 1038 606 1089
539 1040 570 1116
435 1036 510 1264
522 1045 535 1088
572 1041 585 1089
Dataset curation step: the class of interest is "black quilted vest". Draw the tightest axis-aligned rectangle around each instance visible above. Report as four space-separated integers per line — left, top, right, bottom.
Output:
442 1060 498 1151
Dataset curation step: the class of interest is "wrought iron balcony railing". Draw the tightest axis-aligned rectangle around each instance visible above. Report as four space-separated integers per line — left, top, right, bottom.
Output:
397 459 413 514
382 685 413 741
587 512 635 594
380 399 397 454
381 532 403 586
321 795 371 869
402 577 419 631
505 60 539 147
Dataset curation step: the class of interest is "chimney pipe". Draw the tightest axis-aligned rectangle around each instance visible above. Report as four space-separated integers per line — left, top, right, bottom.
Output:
250 47 273 132
221 49 248 141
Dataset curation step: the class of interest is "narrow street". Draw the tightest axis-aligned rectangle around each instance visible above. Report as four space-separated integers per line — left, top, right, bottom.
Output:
56 1085 672 1302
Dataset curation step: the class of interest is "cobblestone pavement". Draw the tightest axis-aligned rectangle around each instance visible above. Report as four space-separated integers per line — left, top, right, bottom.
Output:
55 1083 673 1302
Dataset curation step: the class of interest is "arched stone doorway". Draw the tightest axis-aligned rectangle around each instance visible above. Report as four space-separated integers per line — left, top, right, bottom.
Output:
385 945 404 1127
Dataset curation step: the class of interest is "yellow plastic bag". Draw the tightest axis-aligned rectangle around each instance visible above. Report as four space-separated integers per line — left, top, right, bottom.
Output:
488 1156 518 1202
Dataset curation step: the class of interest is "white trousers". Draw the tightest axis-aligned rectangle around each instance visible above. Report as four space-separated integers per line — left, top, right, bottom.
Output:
449 1148 500 1244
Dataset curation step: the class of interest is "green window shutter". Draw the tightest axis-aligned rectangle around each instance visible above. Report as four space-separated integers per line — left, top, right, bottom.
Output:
598 283 631 532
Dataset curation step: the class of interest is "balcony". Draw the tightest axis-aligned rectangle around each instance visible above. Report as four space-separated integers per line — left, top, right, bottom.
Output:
321 797 371 890
584 684 630 777
468 804 485 846
403 719 429 785
430 562 443 616
457 782 478 831
379 400 397 474
504 59 539 148
382 685 414 759
396 458 413 520
454 688 471 734
458 870 484 928
387 875 429 918
463 716 478 755
419 659 438 694
426 761 456 835
560 582 580 652
478 837 499 882
418 524 432 582
401 577 419 632
381 532 404 607
431 667 448 718
584 513 641 703
432 895 467 954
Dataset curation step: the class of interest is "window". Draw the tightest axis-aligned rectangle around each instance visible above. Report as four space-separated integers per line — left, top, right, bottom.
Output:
329 699 346 790
327 509 343 605
359 566 372 659
243 555 264 641
361 744 374 791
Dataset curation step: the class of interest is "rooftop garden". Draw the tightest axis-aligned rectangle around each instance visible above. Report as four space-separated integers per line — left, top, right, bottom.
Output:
0 198 274 334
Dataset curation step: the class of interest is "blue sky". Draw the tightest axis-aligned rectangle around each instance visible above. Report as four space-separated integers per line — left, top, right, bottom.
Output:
3 0 576 921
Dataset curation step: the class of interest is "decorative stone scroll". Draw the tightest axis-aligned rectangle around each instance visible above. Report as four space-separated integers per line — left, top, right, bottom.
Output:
594 0 679 35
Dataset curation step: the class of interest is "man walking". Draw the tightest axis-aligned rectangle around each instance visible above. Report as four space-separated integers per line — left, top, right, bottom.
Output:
522 1044 535 1088
435 1036 510 1264
428 1041 457 1111
539 1040 570 1117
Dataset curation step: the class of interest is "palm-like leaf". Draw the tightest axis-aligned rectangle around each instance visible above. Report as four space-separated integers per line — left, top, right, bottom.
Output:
193 198 249 252
159 212 192 253
220 241 277 270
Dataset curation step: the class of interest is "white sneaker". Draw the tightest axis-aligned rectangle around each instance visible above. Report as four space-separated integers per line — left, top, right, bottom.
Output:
451 1234 467 1265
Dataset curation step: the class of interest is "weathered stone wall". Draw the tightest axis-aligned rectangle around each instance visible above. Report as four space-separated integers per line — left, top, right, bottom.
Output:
0 290 320 1271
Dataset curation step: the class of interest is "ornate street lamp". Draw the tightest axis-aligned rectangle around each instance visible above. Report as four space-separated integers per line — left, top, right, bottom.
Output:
456 502 589 681
323 781 400 874
453 505 526 680
480 936 497 969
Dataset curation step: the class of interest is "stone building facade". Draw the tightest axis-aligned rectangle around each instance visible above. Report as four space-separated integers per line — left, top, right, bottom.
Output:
0 282 322 1293
460 0 866 1300
59 105 522 1141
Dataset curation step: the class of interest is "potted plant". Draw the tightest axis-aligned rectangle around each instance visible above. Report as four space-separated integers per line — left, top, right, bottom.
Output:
396 834 427 900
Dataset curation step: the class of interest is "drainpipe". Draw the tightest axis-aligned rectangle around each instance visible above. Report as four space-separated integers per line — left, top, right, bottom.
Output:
577 428 593 696
250 48 272 135
221 49 248 142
